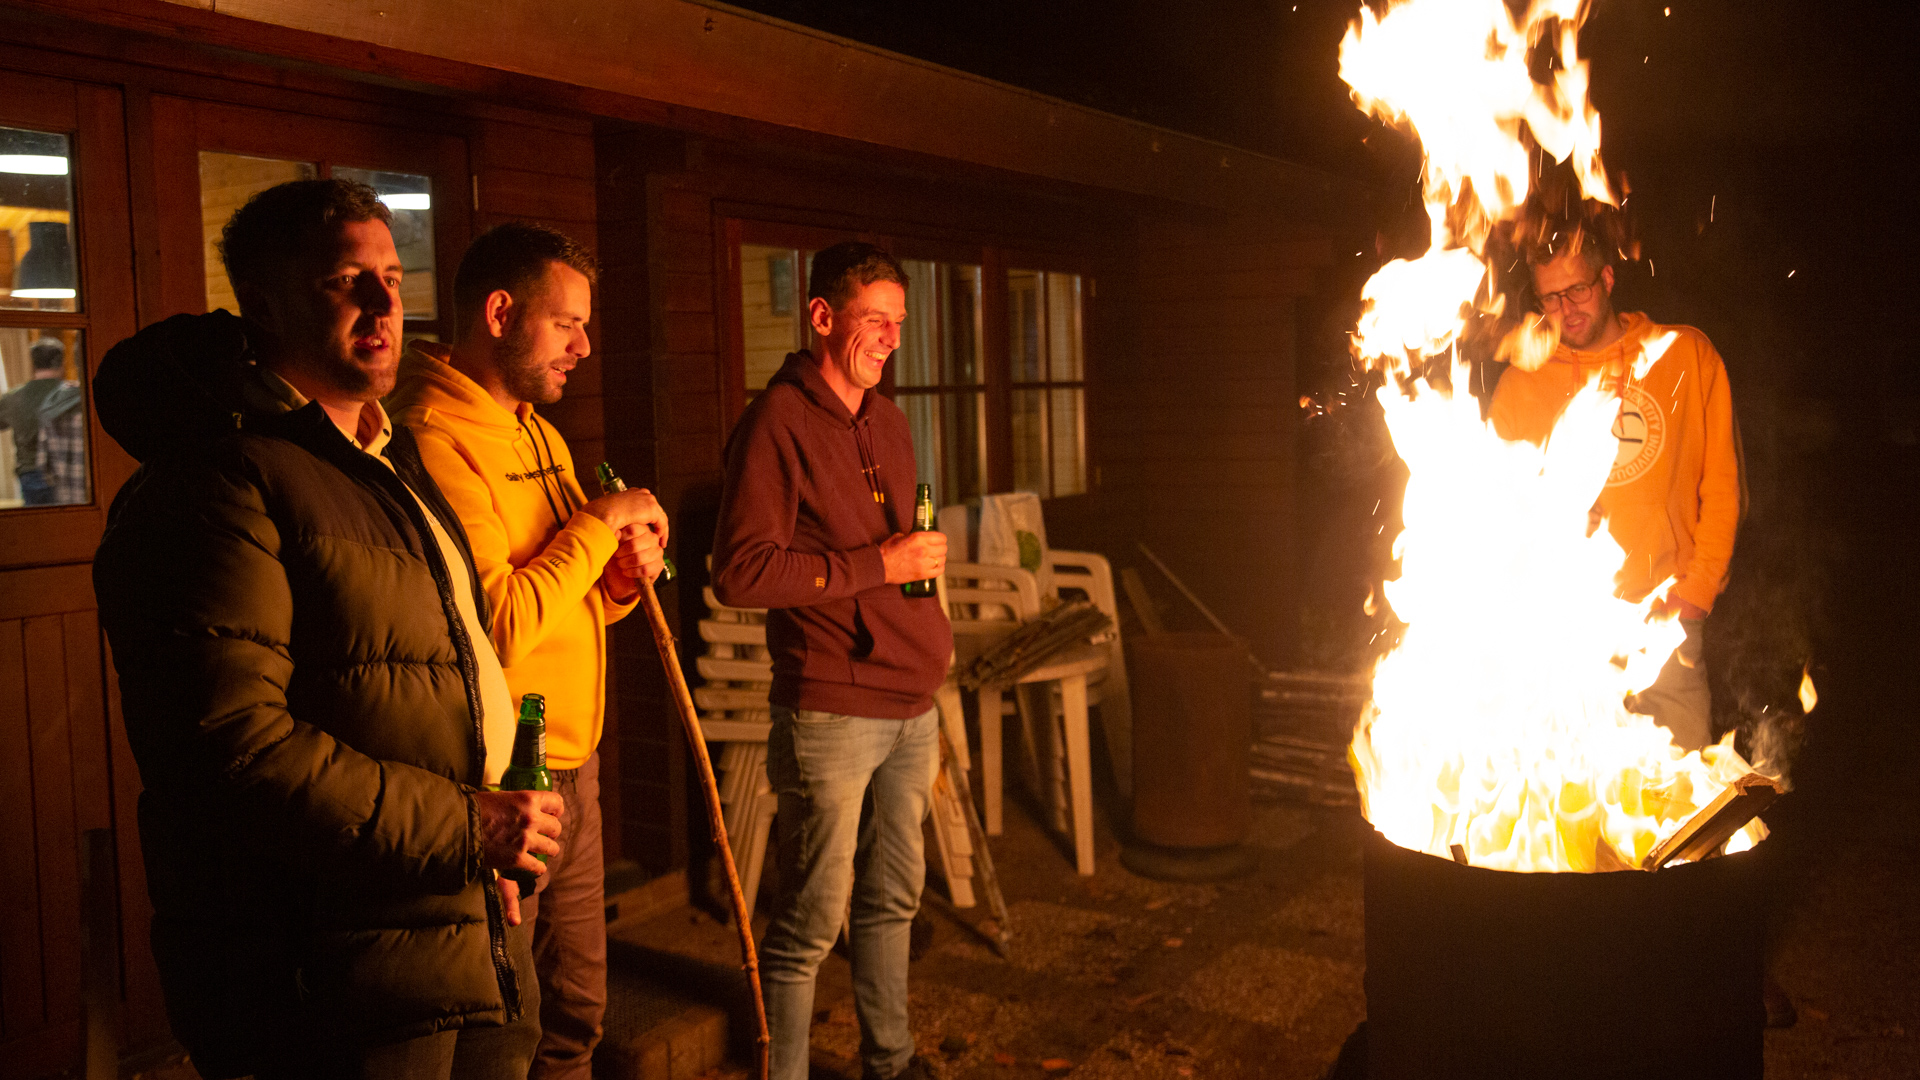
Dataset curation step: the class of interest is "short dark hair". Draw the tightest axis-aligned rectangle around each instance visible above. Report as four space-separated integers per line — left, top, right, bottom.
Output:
29 337 64 372
453 223 599 334
1526 225 1611 277
218 179 391 310
807 242 909 310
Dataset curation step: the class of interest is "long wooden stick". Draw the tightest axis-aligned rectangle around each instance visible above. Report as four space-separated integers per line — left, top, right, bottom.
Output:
637 578 770 1080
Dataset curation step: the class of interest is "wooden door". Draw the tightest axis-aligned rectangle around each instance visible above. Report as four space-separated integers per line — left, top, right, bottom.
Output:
0 67 140 1079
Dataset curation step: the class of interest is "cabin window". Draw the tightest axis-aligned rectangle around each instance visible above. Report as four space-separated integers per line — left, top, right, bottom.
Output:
895 261 986 509
333 167 438 322
738 243 811 401
1008 268 1086 498
1 125 89 508
199 152 318 316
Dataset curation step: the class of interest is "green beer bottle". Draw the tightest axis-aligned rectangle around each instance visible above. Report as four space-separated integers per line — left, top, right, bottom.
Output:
596 461 676 582
500 692 553 897
901 483 938 598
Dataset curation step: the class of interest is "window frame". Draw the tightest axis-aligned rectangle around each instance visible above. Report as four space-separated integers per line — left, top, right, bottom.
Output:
153 98 469 342
0 69 139 567
1004 265 1090 499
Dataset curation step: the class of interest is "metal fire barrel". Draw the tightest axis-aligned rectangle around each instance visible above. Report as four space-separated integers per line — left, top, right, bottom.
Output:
1128 633 1251 849
1363 828 1766 1080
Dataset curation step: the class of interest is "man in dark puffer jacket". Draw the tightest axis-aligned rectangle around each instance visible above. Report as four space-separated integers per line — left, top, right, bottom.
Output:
94 180 564 1080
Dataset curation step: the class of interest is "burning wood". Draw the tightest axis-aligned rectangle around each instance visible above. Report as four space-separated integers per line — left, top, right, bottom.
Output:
1642 773 1780 871
1334 0 1786 872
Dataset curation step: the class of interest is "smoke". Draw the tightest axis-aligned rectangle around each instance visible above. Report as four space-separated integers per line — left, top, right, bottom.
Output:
1704 447 1826 791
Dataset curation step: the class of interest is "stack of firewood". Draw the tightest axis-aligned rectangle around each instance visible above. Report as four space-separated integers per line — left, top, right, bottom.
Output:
960 601 1112 691
1250 670 1368 806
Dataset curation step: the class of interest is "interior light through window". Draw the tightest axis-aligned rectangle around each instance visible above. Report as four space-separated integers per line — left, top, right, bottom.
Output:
0 155 69 175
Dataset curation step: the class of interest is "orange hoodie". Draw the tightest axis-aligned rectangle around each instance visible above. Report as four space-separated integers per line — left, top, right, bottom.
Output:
1490 312 1744 613
389 342 636 769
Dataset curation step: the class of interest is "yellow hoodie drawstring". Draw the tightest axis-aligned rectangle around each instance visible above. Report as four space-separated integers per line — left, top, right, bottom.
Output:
515 414 573 532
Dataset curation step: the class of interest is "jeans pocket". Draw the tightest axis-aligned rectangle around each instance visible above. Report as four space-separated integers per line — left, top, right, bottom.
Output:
790 708 850 725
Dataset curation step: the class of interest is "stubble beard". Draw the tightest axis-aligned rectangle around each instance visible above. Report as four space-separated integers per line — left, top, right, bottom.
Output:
497 323 563 406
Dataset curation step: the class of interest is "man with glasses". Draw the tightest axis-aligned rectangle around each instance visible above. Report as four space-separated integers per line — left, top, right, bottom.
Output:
1490 229 1743 752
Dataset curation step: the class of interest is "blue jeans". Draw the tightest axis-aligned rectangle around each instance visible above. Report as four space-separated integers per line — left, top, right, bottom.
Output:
762 704 939 1080
17 468 53 506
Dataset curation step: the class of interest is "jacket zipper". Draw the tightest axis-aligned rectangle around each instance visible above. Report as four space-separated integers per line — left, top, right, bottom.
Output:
338 437 520 1019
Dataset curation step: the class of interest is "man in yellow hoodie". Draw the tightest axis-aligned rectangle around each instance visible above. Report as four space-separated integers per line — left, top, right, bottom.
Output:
1490 230 1743 750
390 223 668 1080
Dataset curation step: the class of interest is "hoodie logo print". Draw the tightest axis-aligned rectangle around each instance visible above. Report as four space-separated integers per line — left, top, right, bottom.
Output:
505 464 567 483
1607 383 1666 488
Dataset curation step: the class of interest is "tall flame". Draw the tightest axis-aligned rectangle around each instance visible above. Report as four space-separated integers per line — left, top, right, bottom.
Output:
1342 0 1767 872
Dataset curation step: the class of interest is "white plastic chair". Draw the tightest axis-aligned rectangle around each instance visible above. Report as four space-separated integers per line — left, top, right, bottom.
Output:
938 504 1132 876
694 567 979 909
693 585 778 917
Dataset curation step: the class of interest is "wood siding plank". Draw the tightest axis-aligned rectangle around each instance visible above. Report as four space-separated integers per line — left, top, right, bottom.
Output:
25 616 83 1032
62 612 111 835
477 168 596 226
0 622 44 1040
476 123 594 179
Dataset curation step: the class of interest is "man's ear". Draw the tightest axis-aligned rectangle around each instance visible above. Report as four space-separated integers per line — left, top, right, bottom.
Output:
808 296 835 339
1600 264 1616 297
484 288 517 340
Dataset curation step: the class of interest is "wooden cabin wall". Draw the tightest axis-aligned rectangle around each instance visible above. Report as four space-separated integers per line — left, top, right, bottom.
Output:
594 132 700 878
1097 216 1331 664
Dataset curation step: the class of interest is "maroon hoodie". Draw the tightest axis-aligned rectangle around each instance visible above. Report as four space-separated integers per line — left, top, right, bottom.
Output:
712 352 953 718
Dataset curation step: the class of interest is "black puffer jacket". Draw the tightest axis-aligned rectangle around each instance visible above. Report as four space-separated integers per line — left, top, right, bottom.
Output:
92 312 522 1078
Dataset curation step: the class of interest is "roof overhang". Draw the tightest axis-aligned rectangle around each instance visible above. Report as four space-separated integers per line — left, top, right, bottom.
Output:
15 0 1338 217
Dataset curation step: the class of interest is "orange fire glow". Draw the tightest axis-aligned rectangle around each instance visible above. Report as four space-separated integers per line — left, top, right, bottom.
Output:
1340 0 1787 871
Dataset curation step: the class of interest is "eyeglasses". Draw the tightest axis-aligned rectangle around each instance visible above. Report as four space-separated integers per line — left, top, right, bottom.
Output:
1536 272 1603 312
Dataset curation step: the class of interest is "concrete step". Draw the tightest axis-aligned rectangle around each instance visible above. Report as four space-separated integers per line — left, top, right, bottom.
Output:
597 944 735 1080
597 864 757 1080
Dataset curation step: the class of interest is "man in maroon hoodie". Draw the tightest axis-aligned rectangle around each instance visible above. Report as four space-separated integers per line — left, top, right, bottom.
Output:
713 242 952 1080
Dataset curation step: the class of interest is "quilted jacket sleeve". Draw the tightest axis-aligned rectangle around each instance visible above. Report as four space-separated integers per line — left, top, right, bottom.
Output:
96 453 478 896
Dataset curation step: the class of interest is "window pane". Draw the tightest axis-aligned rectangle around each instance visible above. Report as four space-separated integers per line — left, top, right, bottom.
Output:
334 167 437 320
1008 268 1041 382
201 152 317 315
1045 272 1083 381
1049 387 1085 497
899 389 985 509
0 329 89 507
944 265 983 385
941 389 986 504
1 127 77 313
898 262 983 389
740 244 805 393
1011 387 1047 496
897 259 938 388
